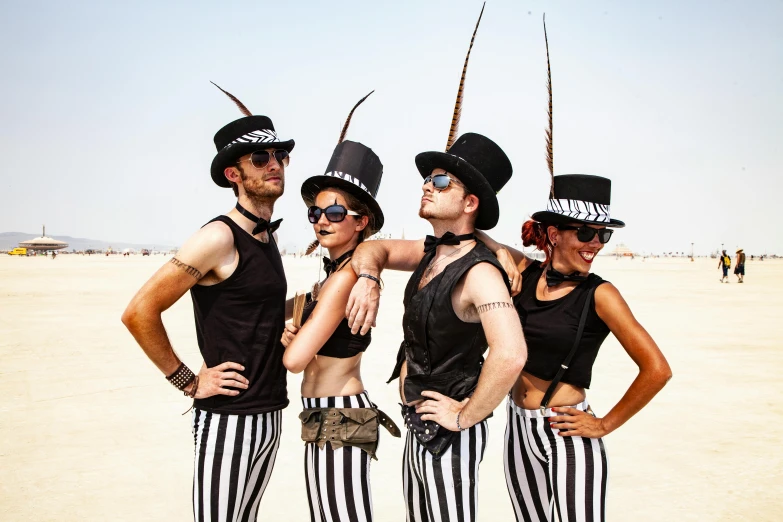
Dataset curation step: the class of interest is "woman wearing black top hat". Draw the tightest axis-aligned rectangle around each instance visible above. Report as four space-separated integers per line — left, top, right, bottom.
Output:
280 93 399 522
477 21 672 522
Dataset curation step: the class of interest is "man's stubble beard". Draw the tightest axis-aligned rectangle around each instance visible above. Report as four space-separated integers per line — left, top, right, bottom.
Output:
239 167 285 207
418 202 460 222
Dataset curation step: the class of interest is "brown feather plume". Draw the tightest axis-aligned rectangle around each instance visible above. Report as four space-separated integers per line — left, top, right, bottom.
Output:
305 239 320 256
338 90 374 144
543 15 554 198
210 81 252 117
446 2 485 151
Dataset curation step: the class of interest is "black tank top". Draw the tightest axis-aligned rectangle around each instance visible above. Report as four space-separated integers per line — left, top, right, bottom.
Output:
300 298 371 358
388 241 510 402
190 215 288 414
513 260 610 389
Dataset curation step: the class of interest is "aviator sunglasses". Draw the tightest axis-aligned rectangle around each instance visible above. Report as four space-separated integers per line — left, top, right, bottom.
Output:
423 174 464 191
237 149 290 169
308 204 360 224
557 224 614 244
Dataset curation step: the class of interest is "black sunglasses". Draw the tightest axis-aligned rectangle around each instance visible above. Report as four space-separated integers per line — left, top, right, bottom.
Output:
423 174 463 191
557 224 614 244
238 149 290 169
308 204 360 224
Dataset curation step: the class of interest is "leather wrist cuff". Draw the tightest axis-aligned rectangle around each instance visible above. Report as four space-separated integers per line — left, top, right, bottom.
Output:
166 362 195 391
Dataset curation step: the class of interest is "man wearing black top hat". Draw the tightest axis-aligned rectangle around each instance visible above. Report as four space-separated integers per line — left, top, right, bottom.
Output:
346 132 527 521
122 86 293 521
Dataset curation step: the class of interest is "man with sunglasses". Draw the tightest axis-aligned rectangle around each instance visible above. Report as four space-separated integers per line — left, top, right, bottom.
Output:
122 103 295 521
346 133 526 521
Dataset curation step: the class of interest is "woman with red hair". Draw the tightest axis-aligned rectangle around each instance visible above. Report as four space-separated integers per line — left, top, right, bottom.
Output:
479 173 671 521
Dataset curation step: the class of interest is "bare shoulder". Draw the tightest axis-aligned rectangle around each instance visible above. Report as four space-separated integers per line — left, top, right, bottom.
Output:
313 269 355 315
594 282 635 322
323 268 358 296
595 281 624 305
177 220 232 257
462 261 509 299
172 219 236 278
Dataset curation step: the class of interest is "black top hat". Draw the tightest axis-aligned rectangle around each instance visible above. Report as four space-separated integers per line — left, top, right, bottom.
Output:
300 92 384 233
531 174 624 227
211 116 295 188
416 133 511 230
208 83 294 188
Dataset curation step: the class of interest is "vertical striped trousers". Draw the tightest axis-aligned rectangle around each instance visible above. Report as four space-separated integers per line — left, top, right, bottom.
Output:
503 398 608 522
402 420 488 522
191 408 282 522
302 391 375 522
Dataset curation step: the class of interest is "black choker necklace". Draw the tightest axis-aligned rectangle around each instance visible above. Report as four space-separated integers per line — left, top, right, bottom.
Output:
545 265 588 287
235 202 282 236
323 249 355 277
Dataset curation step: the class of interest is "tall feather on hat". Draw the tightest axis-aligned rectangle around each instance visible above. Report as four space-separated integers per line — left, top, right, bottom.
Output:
543 15 554 198
529 16 626 229
211 81 252 117
446 2 485 151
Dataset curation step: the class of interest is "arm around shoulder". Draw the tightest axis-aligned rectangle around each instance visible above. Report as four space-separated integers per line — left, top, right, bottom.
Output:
351 238 426 276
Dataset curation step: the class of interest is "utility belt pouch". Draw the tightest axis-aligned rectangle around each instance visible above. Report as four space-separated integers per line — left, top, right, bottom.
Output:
400 404 456 459
299 406 400 460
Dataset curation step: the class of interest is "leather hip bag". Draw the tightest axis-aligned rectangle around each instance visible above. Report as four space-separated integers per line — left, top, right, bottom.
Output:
299 406 400 460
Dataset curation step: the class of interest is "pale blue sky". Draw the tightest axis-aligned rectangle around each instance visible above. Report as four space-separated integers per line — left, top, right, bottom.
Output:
1 0 781 254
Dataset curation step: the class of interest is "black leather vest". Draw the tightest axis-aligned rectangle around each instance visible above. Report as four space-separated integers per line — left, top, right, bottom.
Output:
388 241 509 402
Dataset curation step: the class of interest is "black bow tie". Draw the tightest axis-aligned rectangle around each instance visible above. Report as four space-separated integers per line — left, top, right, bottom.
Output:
423 232 475 253
235 203 282 236
323 249 355 277
545 266 589 287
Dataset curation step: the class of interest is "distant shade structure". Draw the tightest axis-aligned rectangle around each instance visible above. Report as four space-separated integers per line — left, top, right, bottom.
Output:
18 225 69 251
607 243 634 256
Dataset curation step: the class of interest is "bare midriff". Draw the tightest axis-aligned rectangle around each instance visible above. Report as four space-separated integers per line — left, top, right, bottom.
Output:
511 371 586 410
300 353 365 399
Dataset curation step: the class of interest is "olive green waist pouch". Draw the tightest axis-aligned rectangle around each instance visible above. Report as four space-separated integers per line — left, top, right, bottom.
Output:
299 406 401 460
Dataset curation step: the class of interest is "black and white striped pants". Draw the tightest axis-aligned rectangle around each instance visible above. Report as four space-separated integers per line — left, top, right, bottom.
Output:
191 408 282 522
402 420 488 522
503 397 608 522
303 391 375 522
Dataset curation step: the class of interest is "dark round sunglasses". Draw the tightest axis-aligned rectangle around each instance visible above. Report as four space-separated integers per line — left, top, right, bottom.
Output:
238 149 290 169
557 224 614 244
308 204 360 224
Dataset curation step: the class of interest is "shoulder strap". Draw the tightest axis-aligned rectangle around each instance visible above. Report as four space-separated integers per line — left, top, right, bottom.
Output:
539 285 596 414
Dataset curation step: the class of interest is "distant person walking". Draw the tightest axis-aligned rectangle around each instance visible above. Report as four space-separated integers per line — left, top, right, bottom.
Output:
735 248 746 283
718 250 731 283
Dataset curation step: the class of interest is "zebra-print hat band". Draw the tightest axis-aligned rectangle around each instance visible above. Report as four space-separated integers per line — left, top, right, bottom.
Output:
546 198 611 223
225 129 279 148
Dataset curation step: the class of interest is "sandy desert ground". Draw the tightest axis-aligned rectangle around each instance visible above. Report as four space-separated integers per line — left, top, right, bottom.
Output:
0 253 781 521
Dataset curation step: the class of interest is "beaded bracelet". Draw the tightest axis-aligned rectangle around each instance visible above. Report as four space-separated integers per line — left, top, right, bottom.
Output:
456 411 467 431
184 375 199 398
166 362 195 391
